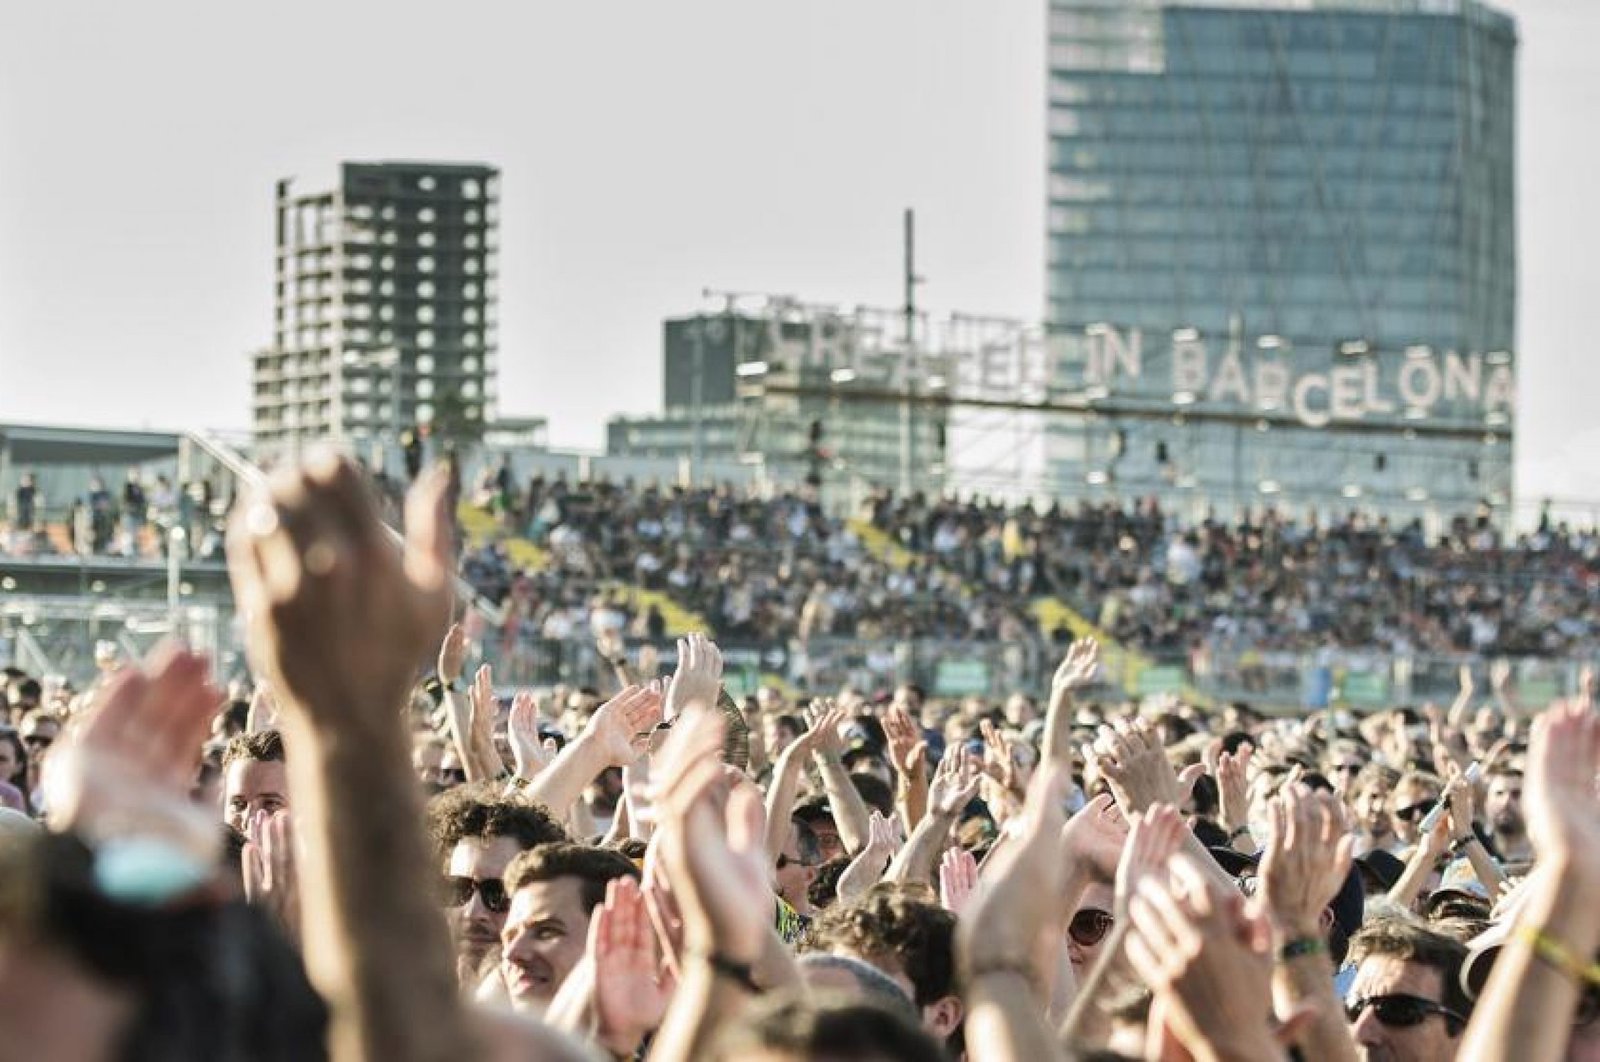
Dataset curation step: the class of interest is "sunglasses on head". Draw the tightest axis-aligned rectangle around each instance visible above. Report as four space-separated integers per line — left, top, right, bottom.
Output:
443 875 509 914
1394 799 1439 823
1347 993 1465 1030
1068 908 1115 948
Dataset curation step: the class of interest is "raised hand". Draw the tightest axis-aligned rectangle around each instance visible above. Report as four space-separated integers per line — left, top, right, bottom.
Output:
1088 719 1203 815
226 456 455 731
959 767 1073 982
467 663 499 760
836 810 903 903
939 845 980 916
1052 637 1100 695
1115 804 1186 921
1060 792 1130 883
663 633 722 721
1124 853 1283 1062
438 622 468 687
929 746 983 817
1258 785 1353 941
247 680 281 734
1216 743 1253 840
1523 700 1600 876
507 690 556 780
882 704 928 781
652 706 771 964
243 809 301 940
43 641 224 864
801 699 848 758
585 685 664 767
591 875 674 1055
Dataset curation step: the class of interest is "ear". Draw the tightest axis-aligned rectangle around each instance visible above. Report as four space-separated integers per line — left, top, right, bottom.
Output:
922 994 965 1039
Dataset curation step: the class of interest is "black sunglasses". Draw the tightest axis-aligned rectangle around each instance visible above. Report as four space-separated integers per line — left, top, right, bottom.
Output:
1394 799 1439 823
443 875 510 914
1068 908 1115 948
1347 993 1465 1030
1331 763 1363 775
776 853 818 871
22 734 53 749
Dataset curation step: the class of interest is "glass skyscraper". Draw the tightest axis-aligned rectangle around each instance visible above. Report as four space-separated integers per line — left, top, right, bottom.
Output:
1045 0 1517 523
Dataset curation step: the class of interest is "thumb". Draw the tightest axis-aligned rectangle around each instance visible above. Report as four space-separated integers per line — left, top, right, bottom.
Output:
1177 763 1206 797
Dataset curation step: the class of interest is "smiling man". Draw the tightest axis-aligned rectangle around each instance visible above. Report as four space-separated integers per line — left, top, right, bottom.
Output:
221 729 289 832
427 792 570 988
499 843 640 1012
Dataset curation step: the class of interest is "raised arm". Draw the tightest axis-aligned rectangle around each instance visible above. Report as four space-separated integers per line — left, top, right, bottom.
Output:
1458 700 1600 1062
885 746 982 886
1259 787 1359 1062
805 700 872 856
959 766 1075 1062
226 456 474 1062
524 685 661 824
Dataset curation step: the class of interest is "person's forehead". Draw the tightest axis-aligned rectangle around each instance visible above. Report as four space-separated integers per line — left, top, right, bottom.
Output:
449 836 524 878
225 758 287 796
508 877 588 922
1351 955 1443 1002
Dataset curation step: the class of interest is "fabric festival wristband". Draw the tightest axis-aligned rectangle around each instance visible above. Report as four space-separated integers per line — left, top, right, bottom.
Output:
1514 924 1600 987
1278 937 1327 963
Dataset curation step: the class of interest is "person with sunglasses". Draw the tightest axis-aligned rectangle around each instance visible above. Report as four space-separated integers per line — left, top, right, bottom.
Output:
426 791 570 988
1066 885 1118 971
1346 918 1473 1061
1391 770 1444 850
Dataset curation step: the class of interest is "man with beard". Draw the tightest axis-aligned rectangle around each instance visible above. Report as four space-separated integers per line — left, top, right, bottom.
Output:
427 791 569 987
1483 767 1533 870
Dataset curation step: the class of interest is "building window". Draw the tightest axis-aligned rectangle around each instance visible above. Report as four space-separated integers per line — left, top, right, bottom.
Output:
417 306 435 324
417 256 435 273
464 209 480 225
462 356 479 373
418 231 436 248
461 178 480 199
417 354 435 373
381 205 396 221
381 230 397 246
462 331 479 348
462 380 479 398
463 257 479 275
418 207 436 223
417 402 434 423
416 379 435 399
379 255 394 271
463 232 478 249
417 280 436 298
462 307 479 324
462 282 479 299
417 330 435 349
378 305 394 322
379 279 394 296
349 253 372 270
417 176 437 192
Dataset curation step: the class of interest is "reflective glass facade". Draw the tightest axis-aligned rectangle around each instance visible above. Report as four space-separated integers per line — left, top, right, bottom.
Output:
1046 1 1517 522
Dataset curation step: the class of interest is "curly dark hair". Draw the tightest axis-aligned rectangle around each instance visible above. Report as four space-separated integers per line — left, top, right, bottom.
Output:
504 843 639 911
424 788 569 868
808 889 956 1007
221 729 285 768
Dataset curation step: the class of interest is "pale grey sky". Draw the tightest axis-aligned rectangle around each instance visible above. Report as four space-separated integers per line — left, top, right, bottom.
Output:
1 1 1596 506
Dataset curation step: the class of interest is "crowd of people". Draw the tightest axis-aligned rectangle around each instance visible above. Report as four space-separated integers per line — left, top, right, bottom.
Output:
463 467 1600 666
0 454 1596 1061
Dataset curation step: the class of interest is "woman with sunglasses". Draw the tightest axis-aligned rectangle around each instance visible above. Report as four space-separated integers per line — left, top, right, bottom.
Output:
1066 884 1118 971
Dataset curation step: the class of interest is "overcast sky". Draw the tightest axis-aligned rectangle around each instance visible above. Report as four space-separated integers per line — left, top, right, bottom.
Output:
1 1 1596 508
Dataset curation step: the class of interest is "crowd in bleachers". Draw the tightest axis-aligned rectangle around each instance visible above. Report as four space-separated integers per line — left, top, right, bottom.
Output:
461 466 1600 661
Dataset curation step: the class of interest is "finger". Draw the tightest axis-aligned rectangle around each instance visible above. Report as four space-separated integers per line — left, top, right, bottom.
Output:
402 463 455 600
